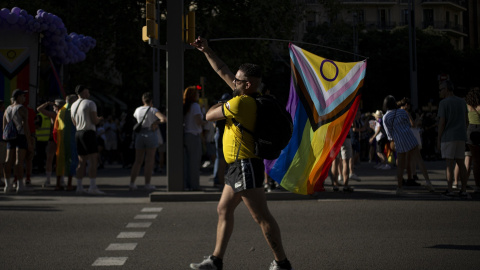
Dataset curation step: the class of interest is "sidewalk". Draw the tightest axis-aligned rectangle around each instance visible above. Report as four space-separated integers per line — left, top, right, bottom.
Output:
1 160 478 204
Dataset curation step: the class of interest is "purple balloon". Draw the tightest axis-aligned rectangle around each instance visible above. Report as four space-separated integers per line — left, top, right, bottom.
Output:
6 13 18 24
0 9 9 19
11 7 21 15
18 15 26 25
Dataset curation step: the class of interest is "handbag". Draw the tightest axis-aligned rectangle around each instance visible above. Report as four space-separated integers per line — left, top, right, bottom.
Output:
3 108 18 141
133 107 151 133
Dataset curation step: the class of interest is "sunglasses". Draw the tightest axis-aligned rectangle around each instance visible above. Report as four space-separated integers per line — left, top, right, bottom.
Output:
234 77 248 84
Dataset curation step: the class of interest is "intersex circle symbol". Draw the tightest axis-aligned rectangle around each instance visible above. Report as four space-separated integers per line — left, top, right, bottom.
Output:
319 60 338 82
7 50 17 59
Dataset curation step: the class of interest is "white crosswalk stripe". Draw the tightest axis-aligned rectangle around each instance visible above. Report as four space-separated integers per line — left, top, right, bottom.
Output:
92 257 128 266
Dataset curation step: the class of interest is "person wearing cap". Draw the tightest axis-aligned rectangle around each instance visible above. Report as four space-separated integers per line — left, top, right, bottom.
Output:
37 98 65 190
3 89 33 194
369 110 390 170
71 85 104 195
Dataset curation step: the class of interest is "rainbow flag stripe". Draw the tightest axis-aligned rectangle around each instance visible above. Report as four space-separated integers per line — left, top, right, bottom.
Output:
54 103 78 176
265 44 367 195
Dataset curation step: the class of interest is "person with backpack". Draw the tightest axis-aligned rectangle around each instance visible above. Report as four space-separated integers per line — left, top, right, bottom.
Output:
189 36 293 270
369 110 391 170
3 89 33 194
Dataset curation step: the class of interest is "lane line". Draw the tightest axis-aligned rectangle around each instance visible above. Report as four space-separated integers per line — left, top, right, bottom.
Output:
141 207 163 212
92 257 128 266
117 232 146 238
126 222 152 228
106 243 138 251
134 214 158 219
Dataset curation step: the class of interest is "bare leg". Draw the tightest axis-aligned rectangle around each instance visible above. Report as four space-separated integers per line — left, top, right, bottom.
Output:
455 158 468 193
242 187 287 261
130 149 146 184
143 148 157 185
212 185 242 259
397 152 407 188
445 159 456 192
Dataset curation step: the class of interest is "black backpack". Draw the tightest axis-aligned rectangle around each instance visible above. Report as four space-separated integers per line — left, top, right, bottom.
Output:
232 94 293 160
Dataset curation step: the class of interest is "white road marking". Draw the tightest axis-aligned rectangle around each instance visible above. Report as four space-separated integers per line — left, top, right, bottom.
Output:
134 214 158 219
116 232 146 238
141 207 163 212
106 243 137 251
92 257 128 266
126 222 152 228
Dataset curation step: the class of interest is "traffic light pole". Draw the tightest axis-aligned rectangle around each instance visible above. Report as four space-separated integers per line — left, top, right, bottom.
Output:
166 0 184 191
152 1 161 109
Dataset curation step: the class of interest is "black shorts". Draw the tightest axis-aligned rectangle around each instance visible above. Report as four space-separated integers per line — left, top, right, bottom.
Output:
225 158 264 193
75 130 98 156
7 134 28 150
376 137 388 153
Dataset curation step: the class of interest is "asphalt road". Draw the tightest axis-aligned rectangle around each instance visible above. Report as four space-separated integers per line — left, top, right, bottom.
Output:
1 161 480 269
1 200 480 269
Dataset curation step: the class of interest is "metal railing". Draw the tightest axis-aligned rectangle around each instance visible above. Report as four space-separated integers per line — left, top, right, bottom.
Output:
422 20 464 32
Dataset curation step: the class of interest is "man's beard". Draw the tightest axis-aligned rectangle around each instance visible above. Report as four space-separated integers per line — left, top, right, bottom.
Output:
233 89 242 97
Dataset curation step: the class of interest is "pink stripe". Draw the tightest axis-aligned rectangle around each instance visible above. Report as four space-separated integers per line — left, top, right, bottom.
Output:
324 63 366 107
292 46 327 108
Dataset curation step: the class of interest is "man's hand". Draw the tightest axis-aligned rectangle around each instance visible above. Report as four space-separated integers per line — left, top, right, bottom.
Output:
190 36 209 52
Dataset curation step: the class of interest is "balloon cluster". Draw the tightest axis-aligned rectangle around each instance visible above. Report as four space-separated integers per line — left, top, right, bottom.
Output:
0 7 96 65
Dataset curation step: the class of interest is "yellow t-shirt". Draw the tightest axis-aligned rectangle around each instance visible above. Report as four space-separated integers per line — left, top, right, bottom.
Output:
222 95 257 164
468 110 480 125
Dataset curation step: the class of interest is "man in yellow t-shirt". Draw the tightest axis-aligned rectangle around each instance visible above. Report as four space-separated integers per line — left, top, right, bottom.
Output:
189 37 292 270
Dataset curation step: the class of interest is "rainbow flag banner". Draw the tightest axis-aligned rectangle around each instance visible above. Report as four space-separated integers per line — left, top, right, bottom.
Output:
54 103 78 177
264 44 367 195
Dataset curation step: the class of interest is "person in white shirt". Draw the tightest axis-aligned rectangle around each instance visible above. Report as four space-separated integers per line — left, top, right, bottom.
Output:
130 92 166 191
70 85 104 195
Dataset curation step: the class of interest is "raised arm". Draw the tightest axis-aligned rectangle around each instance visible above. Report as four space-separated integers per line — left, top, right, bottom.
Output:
37 101 57 119
190 36 235 90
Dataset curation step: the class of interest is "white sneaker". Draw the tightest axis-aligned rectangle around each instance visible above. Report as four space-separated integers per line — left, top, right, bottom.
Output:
129 183 138 191
145 184 156 191
349 173 361 181
190 255 222 269
87 187 105 195
42 179 51 188
380 164 391 170
4 185 14 194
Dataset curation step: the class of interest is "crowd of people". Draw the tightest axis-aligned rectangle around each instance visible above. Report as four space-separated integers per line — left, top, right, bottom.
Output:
2 82 480 199
0 86 167 195
328 82 480 198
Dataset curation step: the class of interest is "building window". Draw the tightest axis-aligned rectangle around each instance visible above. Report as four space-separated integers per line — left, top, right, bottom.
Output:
378 9 390 29
423 9 434 28
402 9 409 25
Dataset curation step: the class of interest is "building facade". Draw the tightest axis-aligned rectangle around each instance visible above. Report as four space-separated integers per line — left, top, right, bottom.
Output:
297 0 475 51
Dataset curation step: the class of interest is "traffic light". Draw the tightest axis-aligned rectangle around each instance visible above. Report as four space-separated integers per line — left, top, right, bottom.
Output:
196 84 202 90
184 11 195 43
142 0 158 42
